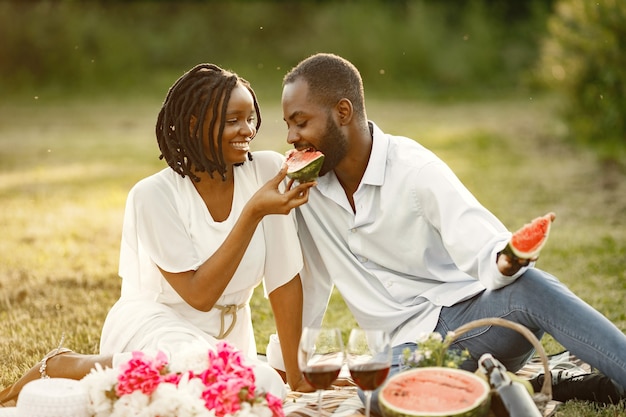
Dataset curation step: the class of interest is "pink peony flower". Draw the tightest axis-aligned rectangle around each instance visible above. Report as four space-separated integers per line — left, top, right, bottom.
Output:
266 392 285 417
82 343 283 417
205 374 256 417
162 370 184 385
202 378 245 417
116 351 168 396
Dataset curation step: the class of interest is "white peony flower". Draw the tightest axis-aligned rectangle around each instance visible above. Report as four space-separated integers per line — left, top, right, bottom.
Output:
110 391 151 417
168 344 211 374
81 363 117 416
249 402 274 417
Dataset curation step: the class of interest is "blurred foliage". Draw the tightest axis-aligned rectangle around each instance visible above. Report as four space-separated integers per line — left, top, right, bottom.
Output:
0 0 552 100
2 0 623 154
536 0 626 160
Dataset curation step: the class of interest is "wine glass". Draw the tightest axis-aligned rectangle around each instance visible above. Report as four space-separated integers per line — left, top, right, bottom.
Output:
346 328 392 417
298 327 345 416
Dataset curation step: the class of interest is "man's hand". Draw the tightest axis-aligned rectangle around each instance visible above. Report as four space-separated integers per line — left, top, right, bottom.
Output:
497 250 536 276
497 212 556 276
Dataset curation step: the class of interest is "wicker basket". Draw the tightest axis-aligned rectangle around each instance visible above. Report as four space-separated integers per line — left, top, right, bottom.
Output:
449 317 553 417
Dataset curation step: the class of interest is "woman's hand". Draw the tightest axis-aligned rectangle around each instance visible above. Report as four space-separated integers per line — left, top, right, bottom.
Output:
247 164 316 218
290 375 317 393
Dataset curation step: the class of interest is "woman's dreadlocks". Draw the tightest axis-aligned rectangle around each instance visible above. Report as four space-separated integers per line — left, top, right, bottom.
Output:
156 63 261 182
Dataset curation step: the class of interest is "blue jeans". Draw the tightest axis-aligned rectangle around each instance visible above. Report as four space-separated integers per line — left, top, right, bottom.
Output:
365 268 626 415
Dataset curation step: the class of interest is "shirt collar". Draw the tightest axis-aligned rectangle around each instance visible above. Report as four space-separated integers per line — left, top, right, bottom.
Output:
362 121 388 187
316 121 389 195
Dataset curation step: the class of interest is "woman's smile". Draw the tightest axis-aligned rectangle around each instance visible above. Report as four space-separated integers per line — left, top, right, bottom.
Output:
230 139 251 152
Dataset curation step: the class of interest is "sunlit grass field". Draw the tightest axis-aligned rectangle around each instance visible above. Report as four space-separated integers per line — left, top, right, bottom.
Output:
1 95 624 416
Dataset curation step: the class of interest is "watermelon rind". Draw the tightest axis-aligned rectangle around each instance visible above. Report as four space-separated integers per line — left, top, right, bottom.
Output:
379 367 491 417
506 214 552 259
285 148 325 182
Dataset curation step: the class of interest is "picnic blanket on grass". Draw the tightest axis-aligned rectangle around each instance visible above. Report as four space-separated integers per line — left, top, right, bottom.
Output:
0 351 590 417
283 351 591 417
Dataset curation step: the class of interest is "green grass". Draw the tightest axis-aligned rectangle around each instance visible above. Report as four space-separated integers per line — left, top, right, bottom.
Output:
1 95 625 415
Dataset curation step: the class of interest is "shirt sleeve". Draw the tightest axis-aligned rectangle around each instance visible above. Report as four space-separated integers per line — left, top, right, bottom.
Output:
122 173 203 279
416 160 524 289
295 208 333 328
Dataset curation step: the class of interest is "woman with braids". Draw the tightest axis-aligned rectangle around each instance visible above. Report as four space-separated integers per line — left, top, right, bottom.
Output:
0 63 314 406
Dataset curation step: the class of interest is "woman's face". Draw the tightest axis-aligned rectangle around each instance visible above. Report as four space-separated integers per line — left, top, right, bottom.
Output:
202 82 257 166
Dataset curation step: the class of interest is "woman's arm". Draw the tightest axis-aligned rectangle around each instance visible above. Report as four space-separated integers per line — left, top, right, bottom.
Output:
161 167 315 311
269 275 312 391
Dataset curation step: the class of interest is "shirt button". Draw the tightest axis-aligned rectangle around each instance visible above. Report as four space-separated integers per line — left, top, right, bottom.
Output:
350 228 357 233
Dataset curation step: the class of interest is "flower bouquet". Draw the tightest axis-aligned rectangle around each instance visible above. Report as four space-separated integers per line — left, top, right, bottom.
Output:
81 341 284 417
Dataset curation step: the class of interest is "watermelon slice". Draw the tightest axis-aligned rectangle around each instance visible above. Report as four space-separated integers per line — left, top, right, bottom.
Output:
285 148 325 182
379 367 491 417
503 213 554 259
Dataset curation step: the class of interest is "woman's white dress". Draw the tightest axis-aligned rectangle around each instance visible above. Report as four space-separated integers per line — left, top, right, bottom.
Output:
100 151 303 397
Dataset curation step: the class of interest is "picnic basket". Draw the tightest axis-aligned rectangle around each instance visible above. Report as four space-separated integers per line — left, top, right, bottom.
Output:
449 317 553 417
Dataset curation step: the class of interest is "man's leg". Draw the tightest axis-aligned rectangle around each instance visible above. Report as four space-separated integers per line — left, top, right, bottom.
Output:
368 269 626 415
435 268 626 390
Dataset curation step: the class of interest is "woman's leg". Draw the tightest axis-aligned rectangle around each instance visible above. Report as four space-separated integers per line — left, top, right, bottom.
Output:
0 351 112 406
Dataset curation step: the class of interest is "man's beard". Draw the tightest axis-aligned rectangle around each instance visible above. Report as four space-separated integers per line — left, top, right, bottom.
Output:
317 115 348 176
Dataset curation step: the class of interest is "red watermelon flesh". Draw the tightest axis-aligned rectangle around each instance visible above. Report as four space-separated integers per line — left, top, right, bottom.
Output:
508 213 553 259
285 148 325 182
379 367 491 417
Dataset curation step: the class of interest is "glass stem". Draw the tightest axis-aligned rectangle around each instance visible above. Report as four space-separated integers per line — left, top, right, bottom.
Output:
317 389 323 416
364 390 372 417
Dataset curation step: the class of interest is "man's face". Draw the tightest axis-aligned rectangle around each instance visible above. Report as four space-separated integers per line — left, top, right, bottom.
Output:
282 79 347 176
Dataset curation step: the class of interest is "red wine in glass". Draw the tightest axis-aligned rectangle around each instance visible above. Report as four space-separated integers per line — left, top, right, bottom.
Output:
346 329 392 417
298 327 345 417
303 364 342 389
349 362 390 391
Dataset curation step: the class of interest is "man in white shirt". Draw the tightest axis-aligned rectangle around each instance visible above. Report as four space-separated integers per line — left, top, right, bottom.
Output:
274 52 626 410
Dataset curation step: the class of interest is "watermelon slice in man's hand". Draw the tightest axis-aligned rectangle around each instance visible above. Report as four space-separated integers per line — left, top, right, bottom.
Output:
502 213 554 260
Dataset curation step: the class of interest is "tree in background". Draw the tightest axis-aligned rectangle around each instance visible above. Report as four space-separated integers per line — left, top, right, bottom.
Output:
537 0 625 160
